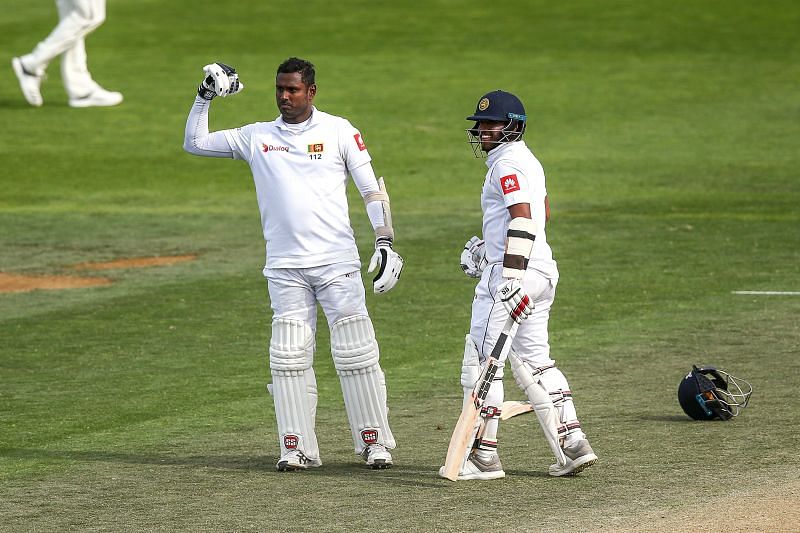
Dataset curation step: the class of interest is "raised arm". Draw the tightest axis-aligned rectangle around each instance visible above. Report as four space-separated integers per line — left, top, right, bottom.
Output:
183 62 244 158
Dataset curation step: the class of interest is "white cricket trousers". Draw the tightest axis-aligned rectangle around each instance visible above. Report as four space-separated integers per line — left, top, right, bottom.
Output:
264 261 368 332
22 0 107 98
470 263 558 368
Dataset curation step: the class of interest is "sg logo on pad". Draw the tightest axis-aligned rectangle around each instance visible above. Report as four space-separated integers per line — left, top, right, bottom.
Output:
284 434 299 449
361 429 378 444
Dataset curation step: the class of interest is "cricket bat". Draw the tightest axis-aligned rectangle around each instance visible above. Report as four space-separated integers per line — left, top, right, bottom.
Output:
499 400 534 420
442 316 519 481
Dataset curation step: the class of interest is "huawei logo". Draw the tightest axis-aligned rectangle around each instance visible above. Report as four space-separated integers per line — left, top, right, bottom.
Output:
500 173 520 194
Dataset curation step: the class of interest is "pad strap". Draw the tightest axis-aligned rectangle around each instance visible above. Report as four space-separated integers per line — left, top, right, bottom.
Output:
502 217 537 279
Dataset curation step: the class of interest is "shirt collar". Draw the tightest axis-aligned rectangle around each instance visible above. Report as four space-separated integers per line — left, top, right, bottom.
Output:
275 106 318 132
485 140 521 168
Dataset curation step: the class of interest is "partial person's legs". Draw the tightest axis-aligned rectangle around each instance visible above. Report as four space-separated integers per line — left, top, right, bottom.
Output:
13 0 121 106
511 272 597 476
62 36 122 107
450 264 506 480
315 265 395 469
265 269 321 471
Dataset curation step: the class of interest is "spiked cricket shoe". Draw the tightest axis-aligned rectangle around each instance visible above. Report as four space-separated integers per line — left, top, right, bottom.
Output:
549 439 597 476
362 444 393 469
276 450 320 471
69 85 123 108
438 453 505 480
12 57 43 107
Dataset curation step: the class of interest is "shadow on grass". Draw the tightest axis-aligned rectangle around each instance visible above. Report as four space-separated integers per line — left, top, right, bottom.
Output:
637 415 701 422
0 448 447 487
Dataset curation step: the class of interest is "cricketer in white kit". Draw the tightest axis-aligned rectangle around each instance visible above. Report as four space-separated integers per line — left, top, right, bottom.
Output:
11 0 123 107
444 90 597 480
183 58 403 471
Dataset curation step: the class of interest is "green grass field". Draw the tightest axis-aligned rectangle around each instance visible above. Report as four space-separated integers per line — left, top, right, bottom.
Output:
2 1 799 531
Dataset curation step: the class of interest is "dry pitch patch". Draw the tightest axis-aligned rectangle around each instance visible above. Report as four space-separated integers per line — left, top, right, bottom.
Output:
610 479 800 532
0 255 196 293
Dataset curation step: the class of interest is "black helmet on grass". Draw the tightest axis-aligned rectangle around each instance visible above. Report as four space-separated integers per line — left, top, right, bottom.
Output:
677 365 752 420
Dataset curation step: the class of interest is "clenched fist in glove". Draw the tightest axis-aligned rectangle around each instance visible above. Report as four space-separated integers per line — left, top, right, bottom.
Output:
460 236 487 278
198 62 244 100
496 279 534 323
368 236 404 293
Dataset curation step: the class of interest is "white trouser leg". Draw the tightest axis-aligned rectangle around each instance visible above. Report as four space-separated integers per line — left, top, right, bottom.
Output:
330 315 395 454
269 318 320 463
23 0 105 77
61 37 95 98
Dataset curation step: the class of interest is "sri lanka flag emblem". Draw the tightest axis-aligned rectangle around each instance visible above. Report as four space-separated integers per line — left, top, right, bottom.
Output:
307 143 324 153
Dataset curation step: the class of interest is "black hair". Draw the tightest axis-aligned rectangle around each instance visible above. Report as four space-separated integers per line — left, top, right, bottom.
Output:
277 57 316 87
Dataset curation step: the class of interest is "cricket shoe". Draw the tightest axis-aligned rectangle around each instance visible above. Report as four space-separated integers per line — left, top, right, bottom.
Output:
69 85 123 108
549 439 597 477
362 444 393 469
438 453 505 480
276 450 321 472
11 57 43 107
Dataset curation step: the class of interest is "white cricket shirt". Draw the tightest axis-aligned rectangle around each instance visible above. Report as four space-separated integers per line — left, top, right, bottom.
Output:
481 141 558 279
223 107 372 269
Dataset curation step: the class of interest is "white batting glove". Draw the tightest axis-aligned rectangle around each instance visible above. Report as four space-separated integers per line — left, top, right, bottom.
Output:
198 62 244 100
460 236 487 278
496 279 533 323
367 236 404 293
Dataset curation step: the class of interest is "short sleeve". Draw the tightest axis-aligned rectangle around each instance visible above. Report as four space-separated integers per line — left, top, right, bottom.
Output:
223 124 256 162
338 119 372 171
491 160 531 208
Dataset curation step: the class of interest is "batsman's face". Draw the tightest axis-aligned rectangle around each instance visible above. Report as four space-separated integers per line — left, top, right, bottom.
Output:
276 72 316 123
477 120 506 152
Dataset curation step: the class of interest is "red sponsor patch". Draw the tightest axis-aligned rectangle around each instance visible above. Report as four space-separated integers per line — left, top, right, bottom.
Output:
361 429 379 445
283 434 299 449
354 133 367 151
500 173 520 194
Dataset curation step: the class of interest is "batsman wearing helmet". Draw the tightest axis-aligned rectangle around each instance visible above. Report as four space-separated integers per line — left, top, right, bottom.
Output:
183 57 403 471
443 90 597 479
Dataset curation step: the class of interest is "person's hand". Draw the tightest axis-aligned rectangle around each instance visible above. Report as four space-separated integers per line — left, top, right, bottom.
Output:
367 237 404 293
496 279 533 323
198 62 244 100
460 236 487 278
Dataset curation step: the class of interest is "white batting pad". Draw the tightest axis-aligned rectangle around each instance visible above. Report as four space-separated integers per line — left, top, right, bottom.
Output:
509 351 566 466
461 334 504 404
331 315 396 453
460 334 481 390
536 365 579 425
269 318 320 462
